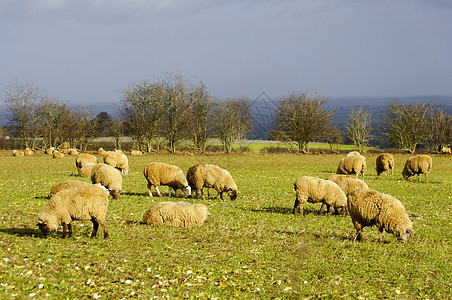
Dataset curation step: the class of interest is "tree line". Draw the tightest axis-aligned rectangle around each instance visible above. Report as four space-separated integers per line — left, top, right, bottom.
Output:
2 77 452 154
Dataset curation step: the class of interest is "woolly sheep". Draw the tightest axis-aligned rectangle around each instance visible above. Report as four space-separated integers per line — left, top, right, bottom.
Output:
143 162 191 197
76 154 98 174
52 151 64 159
64 148 79 156
293 176 347 215
440 146 451 154
37 185 110 238
130 149 143 156
402 154 432 182
186 163 239 201
24 148 34 156
142 201 208 227
45 147 55 155
103 150 129 175
97 148 106 155
12 150 24 157
347 189 414 243
346 151 361 157
91 163 123 199
376 153 395 176
336 154 367 180
325 174 369 214
50 180 92 198
79 163 95 177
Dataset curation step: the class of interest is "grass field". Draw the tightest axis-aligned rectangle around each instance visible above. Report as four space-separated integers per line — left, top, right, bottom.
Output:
0 151 450 299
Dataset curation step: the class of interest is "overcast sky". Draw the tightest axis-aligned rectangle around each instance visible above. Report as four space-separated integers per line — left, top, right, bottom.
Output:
1 0 451 105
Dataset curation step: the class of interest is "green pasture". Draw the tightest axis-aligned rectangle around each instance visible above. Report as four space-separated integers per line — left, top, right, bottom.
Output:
0 152 450 299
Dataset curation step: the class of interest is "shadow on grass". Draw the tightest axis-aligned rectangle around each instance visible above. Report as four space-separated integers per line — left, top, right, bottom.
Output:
0 226 44 238
249 206 341 216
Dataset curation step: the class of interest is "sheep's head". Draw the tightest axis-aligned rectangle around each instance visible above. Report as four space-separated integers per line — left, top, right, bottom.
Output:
37 220 52 236
398 228 414 243
227 189 239 201
110 189 121 200
401 170 411 180
182 185 192 197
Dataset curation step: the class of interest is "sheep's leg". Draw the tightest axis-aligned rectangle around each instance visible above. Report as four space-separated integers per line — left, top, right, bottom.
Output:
168 187 173 197
91 219 99 237
377 227 384 243
424 173 428 182
147 182 153 197
67 223 73 238
293 194 307 215
207 188 211 198
352 221 364 241
155 186 162 197
319 203 327 215
62 223 68 239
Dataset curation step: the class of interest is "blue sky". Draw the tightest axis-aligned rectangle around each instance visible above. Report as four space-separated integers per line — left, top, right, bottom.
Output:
1 0 451 105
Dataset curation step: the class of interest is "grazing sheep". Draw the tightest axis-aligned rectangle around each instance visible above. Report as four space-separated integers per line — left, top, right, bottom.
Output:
440 146 451 154
143 162 191 197
103 150 129 175
12 150 24 157
376 153 395 176
402 154 432 182
45 147 55 155
64 148 79 156
186 163 239 201
76 154 98 174
97 148 106 155
142 201 208 227
37 185 110 238
346 151 361 157
24 148 34 156
336 154 367 180
348 189 414 243
130 149 143 156
79 163 95 177
91 163 122 199
293 176 347 215
52 151 65 159
327 174 369 196
50 180 92 198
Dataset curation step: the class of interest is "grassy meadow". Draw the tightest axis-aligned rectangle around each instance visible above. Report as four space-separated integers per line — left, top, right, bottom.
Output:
0 151 450 299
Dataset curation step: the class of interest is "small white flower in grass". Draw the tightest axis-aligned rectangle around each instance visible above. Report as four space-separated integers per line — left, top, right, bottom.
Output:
304 281 308 284
396 290 401 294
186 270 193 275
85 266 90 270
92 293 101 299
75 266 80 270
146 268 151 272
185 283 192 286
130 213 134 216
29 293 36 297
255 288 261 292
123 259 128 263
284 287 292 292
3 258 10 262
47 258 52 262
38 284 44 289
125 280 132 285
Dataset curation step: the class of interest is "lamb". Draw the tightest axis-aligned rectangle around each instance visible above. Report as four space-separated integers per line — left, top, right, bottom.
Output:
52 151 65 159
293 176 347 215
376 153 395 176
336 154 367 180
12 150 24 157
79 163 96 177
402 154 432 182
143 162 191 197
186 163 239 201
142 201 209 227
50 180 92 198
103 150 129 175
37 185 110 238
76 153 98 174
91 163 123 199
440 146 451 154
347 188 414 243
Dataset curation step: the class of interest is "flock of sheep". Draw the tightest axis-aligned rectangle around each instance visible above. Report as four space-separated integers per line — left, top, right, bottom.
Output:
31 148 433 243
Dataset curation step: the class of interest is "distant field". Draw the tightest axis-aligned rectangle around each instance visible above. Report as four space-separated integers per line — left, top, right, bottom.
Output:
0 152 450 298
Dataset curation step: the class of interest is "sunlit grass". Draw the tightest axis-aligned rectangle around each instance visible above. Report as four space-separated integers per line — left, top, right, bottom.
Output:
0 151 450 298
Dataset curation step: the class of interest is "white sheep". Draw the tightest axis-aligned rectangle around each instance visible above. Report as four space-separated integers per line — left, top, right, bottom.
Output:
91 163 123 199
347 188 414 243
336 154 367 180
143 162 191 197
293 176 347 215
50 180 92 198
64 148 79 156
52 151 65 159
97 148 106 155
76 153 98 174
79 163 96 177
186 163 239 201
130 149 143 156
325 174 369 214
24 148 34 156
45 147 55 155
346 151 361 157
12 150 24 157
376 153 395 176
402 154 432 182
37 185 110 238
103 150 129 175
440 146 451 154
142 201 209 227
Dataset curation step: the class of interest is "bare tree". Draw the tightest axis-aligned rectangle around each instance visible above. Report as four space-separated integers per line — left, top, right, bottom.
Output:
37 97 72 148
322 123 343 152
426 106 452 151
188 82 214 153
270 92 334 153
346 107 372 153
3 80 41 148
380 100 429 153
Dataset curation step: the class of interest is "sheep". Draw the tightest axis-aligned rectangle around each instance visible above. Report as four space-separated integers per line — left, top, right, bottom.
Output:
52 151 65 159
440 146 451 154
24 148 34 156
347 188 414 243
64 148 79 156
346 151 361 157
50 180 93 198
327 174 369 196
376 153 395 176
402 154 432 182
45 147 55 155
130 149 143 156
91 163 123 199
97 148 106 155
12 150 24 157
76 153 98 174
103 150 129 175
37 185 110 238
336 154 367 180
293 176 347 215
142 201 209 227
79 163 95 177
186 163 239 201
143 162 191 198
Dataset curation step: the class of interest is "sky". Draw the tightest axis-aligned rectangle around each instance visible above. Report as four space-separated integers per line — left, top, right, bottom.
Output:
1 0 451 105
